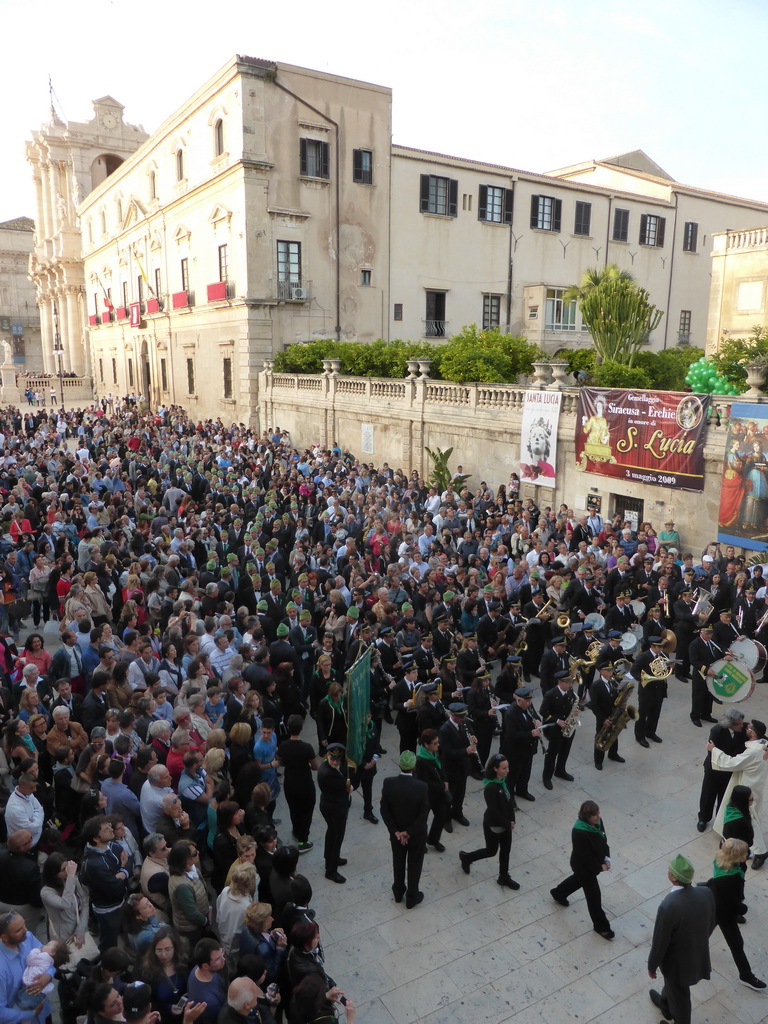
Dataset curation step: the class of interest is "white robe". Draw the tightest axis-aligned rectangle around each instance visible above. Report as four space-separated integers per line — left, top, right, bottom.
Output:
712 739 768 854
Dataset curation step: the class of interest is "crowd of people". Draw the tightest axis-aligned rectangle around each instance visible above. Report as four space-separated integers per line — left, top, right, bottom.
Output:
0 398 764 1024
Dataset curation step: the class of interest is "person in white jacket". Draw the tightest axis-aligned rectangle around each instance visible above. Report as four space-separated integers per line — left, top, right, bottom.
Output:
711 718 768 867
5 774 45 847
215 863 257 967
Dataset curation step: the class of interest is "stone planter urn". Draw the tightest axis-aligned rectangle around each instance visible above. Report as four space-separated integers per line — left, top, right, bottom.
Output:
548 361 570 389
262 359 274 373
406 359 420 380
743 361 768 401
321 359 332 375
327 358 342 376
418 359 433 379
531 361 551 388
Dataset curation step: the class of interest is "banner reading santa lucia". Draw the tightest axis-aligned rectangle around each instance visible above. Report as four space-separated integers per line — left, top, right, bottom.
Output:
519 389 562 488
574 388 710 492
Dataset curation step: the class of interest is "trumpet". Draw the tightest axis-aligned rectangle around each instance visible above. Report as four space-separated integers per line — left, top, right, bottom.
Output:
556 612 574 640
527 598 555 623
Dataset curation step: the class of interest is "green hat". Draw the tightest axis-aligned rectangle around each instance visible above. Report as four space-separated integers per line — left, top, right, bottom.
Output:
227 554 238 563
276 623 290 637
298 573 309 582
206 560 217 570
347 606 360 619
286 602 297 611
402 603 413 613
300 610 312 621
443 590 455 602
270 580 281 590
669 854 694 885
399 750 417 771
483 584 494 593
257 600 268 611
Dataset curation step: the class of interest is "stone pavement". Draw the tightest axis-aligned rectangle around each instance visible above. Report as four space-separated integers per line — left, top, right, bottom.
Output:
298 677 768 1024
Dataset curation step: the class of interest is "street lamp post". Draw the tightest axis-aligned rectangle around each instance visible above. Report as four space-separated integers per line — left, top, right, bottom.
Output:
51 302 65 411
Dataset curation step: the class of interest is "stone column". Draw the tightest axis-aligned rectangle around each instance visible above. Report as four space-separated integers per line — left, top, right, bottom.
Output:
39 301 53 375
66 288 84 375
39 161 53 241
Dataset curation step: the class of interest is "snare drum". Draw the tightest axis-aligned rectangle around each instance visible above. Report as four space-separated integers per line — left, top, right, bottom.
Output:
630 599 646 619
707 658 755 704
620 631 639 657
584 612 605 632
630 623 644 641
729 637 761 671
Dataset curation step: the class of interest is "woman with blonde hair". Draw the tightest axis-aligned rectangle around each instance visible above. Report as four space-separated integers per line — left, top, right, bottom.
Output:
203 747 227 786
705 838 765 989
225 834 257 887
216 862 257 965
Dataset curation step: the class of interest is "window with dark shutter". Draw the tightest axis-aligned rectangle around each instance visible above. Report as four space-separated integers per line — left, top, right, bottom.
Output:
639 213 665 247
420 175 431 212
683 221 698 252
503 188 514 224
300 138 307 177
448 179 458 217
300 139 329 179
478 185 488 221
530 195 540 229
613 208 629 242
352 149 372 184
574 201 591 236
639 214 648 245
552 198 562 232
531 195 560 231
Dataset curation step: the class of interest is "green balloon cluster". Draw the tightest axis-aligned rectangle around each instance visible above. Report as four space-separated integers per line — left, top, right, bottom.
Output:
685 356 740 396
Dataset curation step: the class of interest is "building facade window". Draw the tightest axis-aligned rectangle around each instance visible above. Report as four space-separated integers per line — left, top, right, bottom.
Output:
186 358 195 395
352 149 373 184
154 269 162 302
128 358 134 387
112 358 117 384
223 357 233 399
99 358 104 383
478 185 513 224
545 288 577 331
482 294 502 330
93 292 99 318
360 269 372 286
214 119 224 157
425 291 446 337
678 310 692 344
160 358 168 391
176 149 184 182
530 195 562 232
613 208 629 242
393 303 403 321
300 138 329 179
639 213 666 247
419 174 458 217
276 241 301 300
180 258 189 293
149 170 156 200
218 244 228 283
683 221 698 252
574 201 592 236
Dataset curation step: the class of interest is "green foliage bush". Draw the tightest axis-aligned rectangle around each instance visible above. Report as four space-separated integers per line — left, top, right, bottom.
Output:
634 347 704 391
589 361 654 389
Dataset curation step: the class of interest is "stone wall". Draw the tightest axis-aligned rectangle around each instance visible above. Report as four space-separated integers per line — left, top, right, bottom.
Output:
259 363 730 554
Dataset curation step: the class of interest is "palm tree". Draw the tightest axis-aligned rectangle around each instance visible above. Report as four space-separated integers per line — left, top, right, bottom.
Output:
564 264 634 304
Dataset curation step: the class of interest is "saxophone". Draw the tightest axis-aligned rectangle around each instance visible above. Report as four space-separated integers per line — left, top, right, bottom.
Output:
561 693 582 738
595 681 638 751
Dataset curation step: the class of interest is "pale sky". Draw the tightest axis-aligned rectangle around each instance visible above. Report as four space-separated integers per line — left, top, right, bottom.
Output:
2 0 768 225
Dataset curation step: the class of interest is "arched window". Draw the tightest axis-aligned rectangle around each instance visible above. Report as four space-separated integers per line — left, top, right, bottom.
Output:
214 119 224 157
149 170 156 200
176 149 184 182
100 210 107 235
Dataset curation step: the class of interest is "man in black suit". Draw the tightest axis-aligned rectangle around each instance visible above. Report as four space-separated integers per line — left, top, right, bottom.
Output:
687 624 722 728
539 670 579 790
539 637 570 693
501 686 541 800
604 592 637 635
380 751 429 909
438 703 477 826
630 637 671 748
647 855 716 1024
672 590 698 680
696 708 746 831
317 743 351 884
393 661 420 753
589 665 626 770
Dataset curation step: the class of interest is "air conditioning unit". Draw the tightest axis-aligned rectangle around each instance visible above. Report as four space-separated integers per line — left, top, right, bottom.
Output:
291 286 308 300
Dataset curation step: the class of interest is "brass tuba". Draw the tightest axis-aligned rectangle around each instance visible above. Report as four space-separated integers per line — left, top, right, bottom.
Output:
596 681 638 751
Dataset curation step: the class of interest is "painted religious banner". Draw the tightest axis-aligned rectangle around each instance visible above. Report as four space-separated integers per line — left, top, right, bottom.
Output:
519 389 562 487
717 403 768 551
574 388 710 492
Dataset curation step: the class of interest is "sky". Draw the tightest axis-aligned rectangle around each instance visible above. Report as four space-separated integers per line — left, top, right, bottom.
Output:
2 0 768 224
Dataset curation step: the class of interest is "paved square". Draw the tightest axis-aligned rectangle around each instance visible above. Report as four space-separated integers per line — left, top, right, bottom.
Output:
294 677 768 1023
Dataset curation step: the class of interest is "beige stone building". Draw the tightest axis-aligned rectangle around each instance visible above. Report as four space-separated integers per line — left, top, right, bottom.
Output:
26 57 768 421
707 226 768 351
0 218 43 373
75 56 391 418
26 99 148 378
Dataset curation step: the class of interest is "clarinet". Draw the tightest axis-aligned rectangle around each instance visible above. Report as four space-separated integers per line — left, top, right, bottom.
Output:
463 713 485 774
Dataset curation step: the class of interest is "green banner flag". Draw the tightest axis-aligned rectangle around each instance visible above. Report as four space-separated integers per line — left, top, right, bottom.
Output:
345 644 371 767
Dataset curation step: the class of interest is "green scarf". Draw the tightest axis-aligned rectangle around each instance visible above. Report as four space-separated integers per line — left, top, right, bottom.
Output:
417 745 442 770
574 818 606 837
323 695 344 714
712 860 745 879
484 777 510 798
724 805 745 824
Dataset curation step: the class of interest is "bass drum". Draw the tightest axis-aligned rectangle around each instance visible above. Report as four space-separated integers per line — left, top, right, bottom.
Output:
729 637 761 671
707 658 755 704
584 612 606 632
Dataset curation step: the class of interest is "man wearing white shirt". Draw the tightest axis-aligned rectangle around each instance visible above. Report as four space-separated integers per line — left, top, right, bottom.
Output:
417 524 435 555
424 488 441 516
5 775 45 847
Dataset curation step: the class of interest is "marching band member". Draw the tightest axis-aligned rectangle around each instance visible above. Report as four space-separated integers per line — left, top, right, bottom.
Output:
642 604 665 649
500 686 540 801
394 660 420 753
589 664 626 770
456 632 482 687
688 625 723 728
713 609 744 652
466 668 497 766
539 636 570 694
672 589 698 680
438 703 478 826
630 636 669 748
604 592 637 634
539 669 579 790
